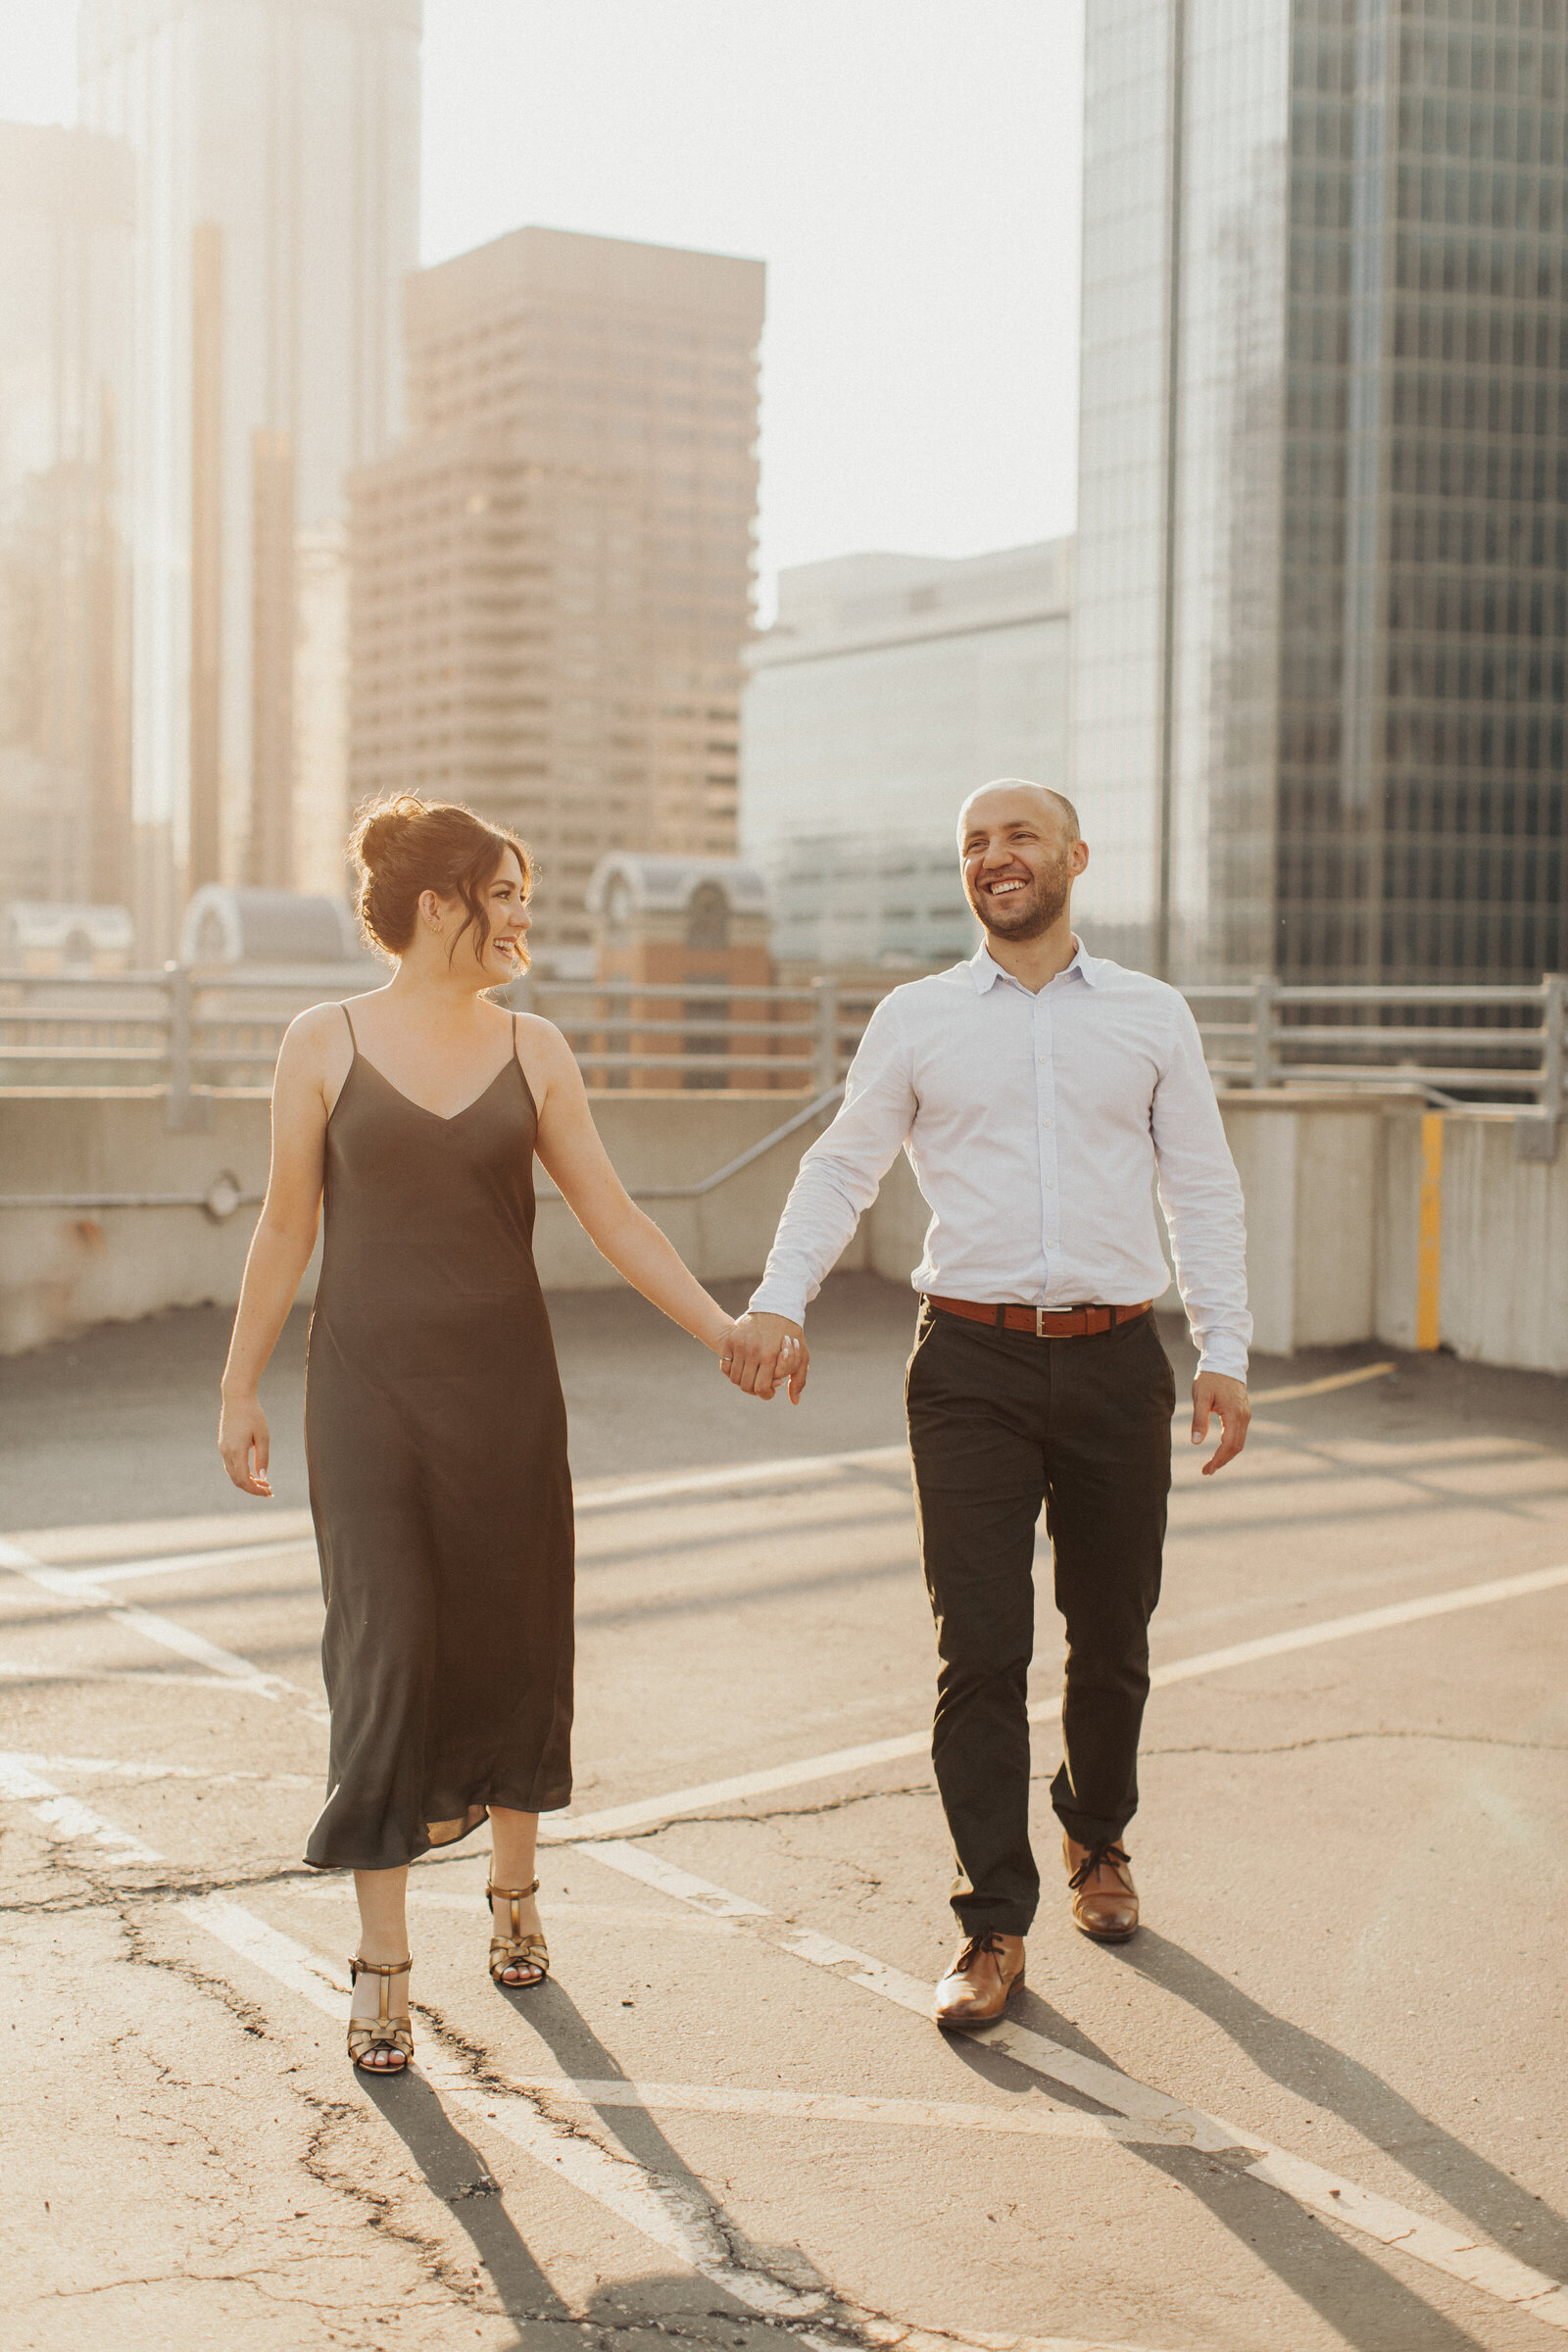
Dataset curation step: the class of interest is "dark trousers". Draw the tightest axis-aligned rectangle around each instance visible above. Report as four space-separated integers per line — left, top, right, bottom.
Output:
905 1301 1175 1936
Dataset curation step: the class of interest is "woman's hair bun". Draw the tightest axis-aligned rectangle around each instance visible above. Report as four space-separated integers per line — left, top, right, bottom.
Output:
352 795 423 879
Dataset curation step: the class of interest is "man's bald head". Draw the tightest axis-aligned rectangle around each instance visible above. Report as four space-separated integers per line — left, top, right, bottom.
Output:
956 778 1080 847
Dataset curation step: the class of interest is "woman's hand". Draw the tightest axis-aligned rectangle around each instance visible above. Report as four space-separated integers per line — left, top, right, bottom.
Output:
219 1392 273 1496
720 1312 808 1403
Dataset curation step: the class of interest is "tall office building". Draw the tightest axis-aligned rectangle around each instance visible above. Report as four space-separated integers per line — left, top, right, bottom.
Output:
0 123 134 912
1074 1 1567 984
78 0 421 952
741 540 1071 971
348 225 765 956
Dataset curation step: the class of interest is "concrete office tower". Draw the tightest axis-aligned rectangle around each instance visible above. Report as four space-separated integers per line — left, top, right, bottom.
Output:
348 225 765 956
78 0 421 954
741 541 1071 971
1074 1 1568 984
0 123 134 913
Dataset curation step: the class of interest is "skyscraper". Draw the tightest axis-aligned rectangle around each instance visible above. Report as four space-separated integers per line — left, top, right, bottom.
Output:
0 123 134 913
78 0 421 950
347 225 764 956
1073 1 1567 985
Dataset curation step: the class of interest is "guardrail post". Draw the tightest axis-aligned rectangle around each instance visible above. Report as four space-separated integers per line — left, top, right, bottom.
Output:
1542 973 1566 1116
1250 973 1277 1089
164 962 193 1130
812 979 839 1093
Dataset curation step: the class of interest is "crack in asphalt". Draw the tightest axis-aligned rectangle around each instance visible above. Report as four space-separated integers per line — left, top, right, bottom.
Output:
0 1853 334 1918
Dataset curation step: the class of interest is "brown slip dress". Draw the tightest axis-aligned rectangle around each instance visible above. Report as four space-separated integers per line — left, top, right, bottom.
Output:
302 1006 573 1872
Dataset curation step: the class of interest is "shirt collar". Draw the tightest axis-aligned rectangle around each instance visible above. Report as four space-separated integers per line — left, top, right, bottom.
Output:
968 936 1099 995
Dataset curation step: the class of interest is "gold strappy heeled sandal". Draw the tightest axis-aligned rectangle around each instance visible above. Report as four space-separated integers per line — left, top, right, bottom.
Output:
486 1877 549 1988
347 1954 414 2073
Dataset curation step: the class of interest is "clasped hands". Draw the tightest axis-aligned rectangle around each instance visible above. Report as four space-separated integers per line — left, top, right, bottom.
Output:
720 1310 808 1403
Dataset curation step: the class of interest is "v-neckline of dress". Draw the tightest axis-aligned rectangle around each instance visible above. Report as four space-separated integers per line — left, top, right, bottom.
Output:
356 1052 515 1127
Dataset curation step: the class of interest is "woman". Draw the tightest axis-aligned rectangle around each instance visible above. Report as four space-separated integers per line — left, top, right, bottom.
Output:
219 798 762 2073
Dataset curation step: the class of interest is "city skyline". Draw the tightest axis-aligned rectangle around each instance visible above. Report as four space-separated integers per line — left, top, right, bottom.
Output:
78 0 421 952
0 0 1080 609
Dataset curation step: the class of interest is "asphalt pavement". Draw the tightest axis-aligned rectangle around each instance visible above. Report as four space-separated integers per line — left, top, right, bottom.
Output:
2 1275 1566 2352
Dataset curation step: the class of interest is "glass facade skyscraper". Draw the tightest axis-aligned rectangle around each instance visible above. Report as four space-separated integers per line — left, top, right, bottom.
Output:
1073 0 1566 984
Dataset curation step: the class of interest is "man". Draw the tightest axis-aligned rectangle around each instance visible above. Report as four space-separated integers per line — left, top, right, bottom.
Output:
721 780 1250 2030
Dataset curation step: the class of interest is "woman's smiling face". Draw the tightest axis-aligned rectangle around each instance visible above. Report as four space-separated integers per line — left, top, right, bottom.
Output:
457 846 531 982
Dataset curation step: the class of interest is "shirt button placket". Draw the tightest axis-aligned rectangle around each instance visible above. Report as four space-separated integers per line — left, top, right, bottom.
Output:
1037 996 1059 1265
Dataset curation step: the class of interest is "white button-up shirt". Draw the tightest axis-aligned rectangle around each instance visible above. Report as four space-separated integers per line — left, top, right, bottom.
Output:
749 940 1251 1379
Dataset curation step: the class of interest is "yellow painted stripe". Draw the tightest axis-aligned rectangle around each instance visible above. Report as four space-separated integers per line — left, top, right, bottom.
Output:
1417 1111 1444 1350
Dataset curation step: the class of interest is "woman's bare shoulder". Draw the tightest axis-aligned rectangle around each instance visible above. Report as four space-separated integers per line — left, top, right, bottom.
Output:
512 1009 581 1095
275 998 361 1086
512 1007 572 1049
283 1000 355 1047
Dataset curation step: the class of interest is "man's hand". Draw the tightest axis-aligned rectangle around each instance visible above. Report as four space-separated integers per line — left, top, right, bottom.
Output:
721 1311 808 1403
1191 1372 1249 1475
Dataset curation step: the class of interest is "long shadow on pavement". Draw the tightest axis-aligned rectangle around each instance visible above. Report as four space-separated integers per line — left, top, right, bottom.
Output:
358 2064 564 2336
941 1985 1494 2352
350 2068 797 2351
1120 1930 1568 2278
489 1972 838 2345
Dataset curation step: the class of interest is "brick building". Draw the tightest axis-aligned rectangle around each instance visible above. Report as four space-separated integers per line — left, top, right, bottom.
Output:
348 225 765 956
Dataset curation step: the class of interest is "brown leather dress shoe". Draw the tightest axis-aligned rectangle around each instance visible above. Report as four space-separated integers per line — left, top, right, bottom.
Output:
932 1930 1025 2029
1063 1834 1139 1941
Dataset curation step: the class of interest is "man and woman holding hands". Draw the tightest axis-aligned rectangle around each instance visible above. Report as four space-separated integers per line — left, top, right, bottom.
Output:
221 777 1248 2071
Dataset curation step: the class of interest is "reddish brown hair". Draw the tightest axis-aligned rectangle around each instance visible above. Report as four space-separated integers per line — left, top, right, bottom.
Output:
350 796 531 965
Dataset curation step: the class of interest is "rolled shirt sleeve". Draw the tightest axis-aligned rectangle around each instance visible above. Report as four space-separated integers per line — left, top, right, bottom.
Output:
1152 998 1252 1381
747 994 917 1325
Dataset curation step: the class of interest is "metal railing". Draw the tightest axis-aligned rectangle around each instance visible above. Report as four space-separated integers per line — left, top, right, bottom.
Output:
1183 974 1566 1112
1 964 1564 1124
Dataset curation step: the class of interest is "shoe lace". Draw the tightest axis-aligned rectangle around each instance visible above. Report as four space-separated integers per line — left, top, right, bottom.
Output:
1067 1841 1131 1892
954 1929 1010 1974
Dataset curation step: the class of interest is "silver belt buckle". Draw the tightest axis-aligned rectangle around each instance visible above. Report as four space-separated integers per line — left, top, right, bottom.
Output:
1035 1306 1048 1338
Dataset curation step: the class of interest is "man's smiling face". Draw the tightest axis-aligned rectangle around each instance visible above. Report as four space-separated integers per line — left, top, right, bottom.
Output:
957 784 1085 944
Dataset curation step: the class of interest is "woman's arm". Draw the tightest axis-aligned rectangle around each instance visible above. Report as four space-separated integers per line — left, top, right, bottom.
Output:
529 1023 734 1357
217 1009 338 1494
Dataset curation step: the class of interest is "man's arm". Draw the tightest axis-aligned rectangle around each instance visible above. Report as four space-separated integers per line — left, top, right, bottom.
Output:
723 995 917 1401
1151 997 1252 1473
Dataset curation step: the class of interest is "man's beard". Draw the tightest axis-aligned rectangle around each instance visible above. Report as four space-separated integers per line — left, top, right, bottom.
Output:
966 859 1073 943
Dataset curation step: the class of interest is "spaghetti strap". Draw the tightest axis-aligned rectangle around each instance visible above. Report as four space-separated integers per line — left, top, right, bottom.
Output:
341 1002 358 1052
512 1012 520 1062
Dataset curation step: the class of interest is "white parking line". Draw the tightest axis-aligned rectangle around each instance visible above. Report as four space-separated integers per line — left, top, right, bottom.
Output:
572 1445 909 1514
575 1836 771 1916
32 1539 310 1588
0 1749 314 1787
1249 1361 1396 1404
290 1886 751 1933
564 1847 1568 2329
545 1560 1568 1841
483 2076 1195 2147
0 1537 302 1701
0 1753 163 1863
13 1750 1558 2335
1146 1562 1568 1690
178 1895 880 2341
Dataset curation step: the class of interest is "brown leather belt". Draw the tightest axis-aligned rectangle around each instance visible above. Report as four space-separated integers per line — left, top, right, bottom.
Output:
926 1296 1153 1340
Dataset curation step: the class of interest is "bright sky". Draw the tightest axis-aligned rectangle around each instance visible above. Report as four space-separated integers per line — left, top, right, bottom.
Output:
0 1 1083 601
